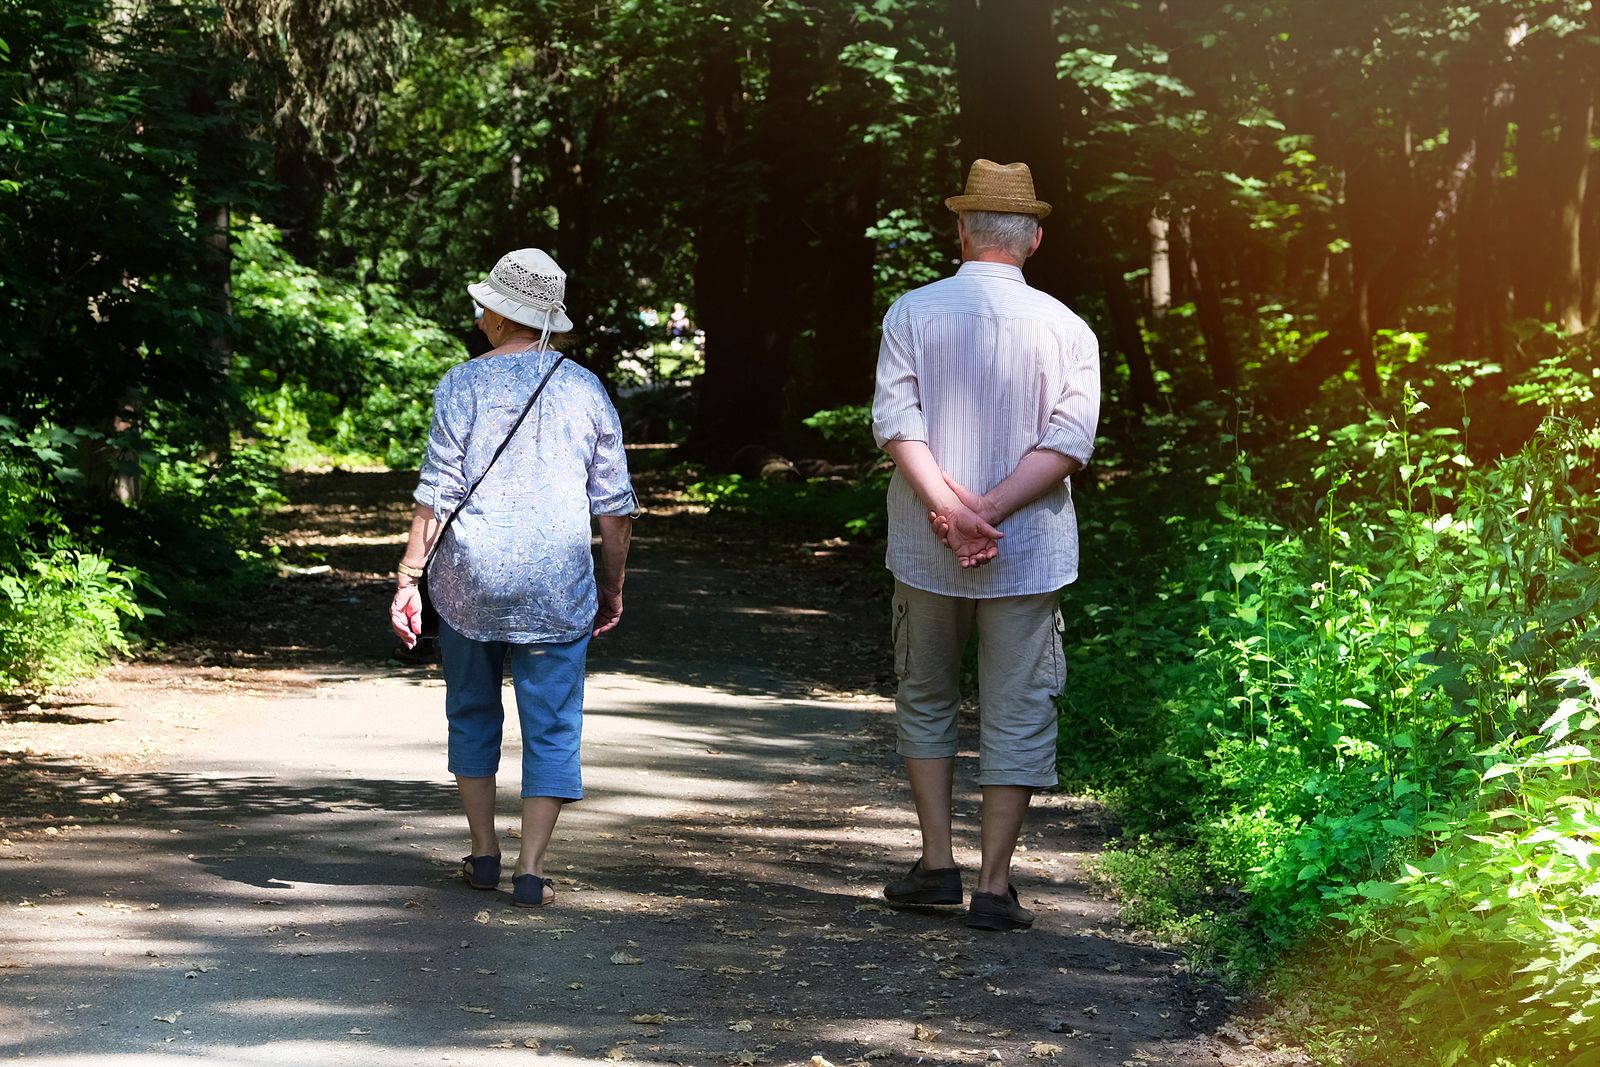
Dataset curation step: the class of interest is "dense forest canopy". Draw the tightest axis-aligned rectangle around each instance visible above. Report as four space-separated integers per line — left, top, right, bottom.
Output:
6 1 1599 461
4 2 1600 1064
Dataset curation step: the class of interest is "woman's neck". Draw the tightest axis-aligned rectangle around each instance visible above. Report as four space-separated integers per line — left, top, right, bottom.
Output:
486 331 541 354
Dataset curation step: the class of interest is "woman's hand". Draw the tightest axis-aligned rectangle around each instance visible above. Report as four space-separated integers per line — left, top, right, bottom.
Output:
391 584 423 648
593 585 623 637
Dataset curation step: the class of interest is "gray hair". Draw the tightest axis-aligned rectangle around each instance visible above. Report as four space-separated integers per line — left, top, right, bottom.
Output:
959 210 1039 260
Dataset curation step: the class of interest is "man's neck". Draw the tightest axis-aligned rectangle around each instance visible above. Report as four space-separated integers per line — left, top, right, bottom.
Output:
963 251 1025 269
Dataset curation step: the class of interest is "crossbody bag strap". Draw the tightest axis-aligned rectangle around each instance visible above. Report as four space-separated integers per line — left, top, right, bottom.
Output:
423 353 567 569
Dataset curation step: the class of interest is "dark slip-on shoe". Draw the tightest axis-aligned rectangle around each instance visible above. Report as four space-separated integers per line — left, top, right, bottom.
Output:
884 859 963 906
965 884 1034 931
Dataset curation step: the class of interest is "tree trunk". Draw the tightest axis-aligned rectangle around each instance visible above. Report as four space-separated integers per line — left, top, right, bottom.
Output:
950 0 1081 303
1347 142 1382 399
1101 250 1159 409
1555 87 1593 334
1148 208 1171 319
812 136 883 411
1506 76 1554 321
688 29 754 455
547 98 616 379
1180 213 1237 395
1272 140 1477 410
739 20 828 442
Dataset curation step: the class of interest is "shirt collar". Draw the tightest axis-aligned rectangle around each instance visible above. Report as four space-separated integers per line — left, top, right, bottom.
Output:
956 260 1026 282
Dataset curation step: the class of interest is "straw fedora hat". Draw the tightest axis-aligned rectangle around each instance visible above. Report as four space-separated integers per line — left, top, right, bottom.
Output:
944 159 1052 219
468 248 575 334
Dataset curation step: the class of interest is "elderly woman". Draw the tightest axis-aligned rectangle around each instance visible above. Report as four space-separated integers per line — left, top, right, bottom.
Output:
390 248 635 908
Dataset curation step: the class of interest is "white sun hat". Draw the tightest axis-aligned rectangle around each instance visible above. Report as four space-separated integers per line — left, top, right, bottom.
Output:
467 248 575 335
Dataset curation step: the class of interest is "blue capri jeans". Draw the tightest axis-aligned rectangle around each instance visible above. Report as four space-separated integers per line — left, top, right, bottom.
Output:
437 620 591 800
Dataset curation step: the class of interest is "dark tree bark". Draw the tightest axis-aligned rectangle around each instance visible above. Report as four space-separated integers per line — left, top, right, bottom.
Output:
1555 84 1594 334
1346 141 1383 399
688 28 755 455
1100 249 1159 409
950 0 1084 303
1178 212 1238 395
812 136 883 410
1506 76 1554 321
739 20 829 441
1271 141 1477 411
546 98 616 376
1452 78 1513 362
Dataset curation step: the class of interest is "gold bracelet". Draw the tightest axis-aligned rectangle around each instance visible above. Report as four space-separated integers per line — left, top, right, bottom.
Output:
396 561 425 579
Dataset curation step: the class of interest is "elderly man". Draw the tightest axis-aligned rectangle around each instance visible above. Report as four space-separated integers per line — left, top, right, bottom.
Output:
871 159 1101 931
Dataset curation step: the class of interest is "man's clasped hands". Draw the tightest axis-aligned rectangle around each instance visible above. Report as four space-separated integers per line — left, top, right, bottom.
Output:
928 472 1005 570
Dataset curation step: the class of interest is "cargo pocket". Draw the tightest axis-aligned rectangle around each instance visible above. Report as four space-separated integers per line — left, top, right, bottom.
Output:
1049 609 1067 694
892 594 911 681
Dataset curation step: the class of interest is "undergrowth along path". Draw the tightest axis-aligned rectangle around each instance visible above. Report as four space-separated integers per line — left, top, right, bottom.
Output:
0 464 1279 1066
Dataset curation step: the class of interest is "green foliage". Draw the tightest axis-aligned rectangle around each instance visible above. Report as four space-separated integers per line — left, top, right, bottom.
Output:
683 468 890 540
801 405 878 464
0 438 148 690
0 546 147 692
1072 386 1599 1059
233 219 462 468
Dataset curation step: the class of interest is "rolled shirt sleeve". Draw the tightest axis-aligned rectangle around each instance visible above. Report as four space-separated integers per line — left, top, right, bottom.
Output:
872 313 928 447
414 372 470 521
1037 322 1101 469
586 394 637 517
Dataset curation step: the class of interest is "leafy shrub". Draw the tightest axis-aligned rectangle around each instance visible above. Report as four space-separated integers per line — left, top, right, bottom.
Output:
0 546 147 691
0 437 150 690
683 468 890 539
801 405 878 464
1070 391 1599 1060
233 219 462 468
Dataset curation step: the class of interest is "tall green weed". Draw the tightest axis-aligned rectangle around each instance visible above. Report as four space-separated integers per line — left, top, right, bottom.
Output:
1068 395 1599 1063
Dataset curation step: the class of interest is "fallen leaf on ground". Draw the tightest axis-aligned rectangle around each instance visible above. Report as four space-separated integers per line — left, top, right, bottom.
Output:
1028 1043 1062 1058
914 1024 940 1042
523 1038 541 1049
488 1041 514 1048
348 1028 371 1035
153 1012 182 1024
863 1049 892 1060
728 1020 753 1032
606 1047 628 1060
473 910 491 925
954 1021 982 1034
630 1013 669 1024
460 1005 492 1014
611 952 644 965
1081 1006 1098 1017
726 1051 759 1066
810 1057 837 1067
771 1020 795 1032
716 965 752 975
987 1029 1012 1038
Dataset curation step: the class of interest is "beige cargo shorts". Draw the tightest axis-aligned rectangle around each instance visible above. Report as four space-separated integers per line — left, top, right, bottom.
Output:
890 580 1066 788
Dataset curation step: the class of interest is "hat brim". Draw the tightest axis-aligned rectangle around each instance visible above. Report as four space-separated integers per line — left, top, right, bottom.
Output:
945 194 1052 220
468 281 575 334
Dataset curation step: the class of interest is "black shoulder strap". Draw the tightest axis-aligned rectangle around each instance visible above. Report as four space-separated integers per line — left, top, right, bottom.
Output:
424 353 566 567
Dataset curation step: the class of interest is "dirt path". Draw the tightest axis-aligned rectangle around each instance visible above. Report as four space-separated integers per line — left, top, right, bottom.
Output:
0 462 1278 1067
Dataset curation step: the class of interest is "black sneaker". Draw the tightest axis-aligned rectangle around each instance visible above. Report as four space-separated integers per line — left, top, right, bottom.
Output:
884 859 963 905
965 884 1034 931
